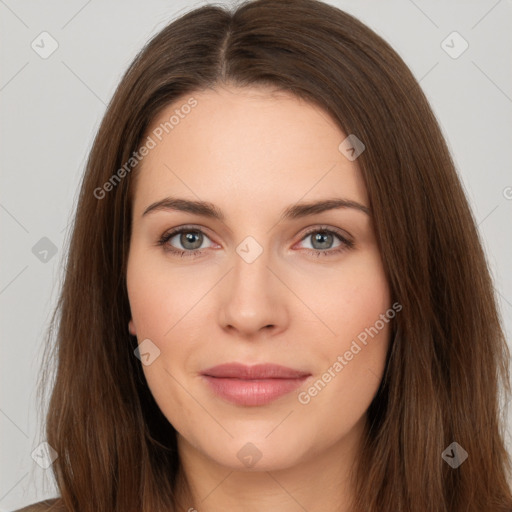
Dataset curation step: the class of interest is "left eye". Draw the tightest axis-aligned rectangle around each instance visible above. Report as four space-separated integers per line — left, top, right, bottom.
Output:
297 229 344 251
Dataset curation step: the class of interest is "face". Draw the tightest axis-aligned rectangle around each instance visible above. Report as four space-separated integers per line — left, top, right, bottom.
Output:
126 85 392 472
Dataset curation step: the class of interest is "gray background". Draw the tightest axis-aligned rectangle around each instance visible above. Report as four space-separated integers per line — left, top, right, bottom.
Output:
1 0 511 509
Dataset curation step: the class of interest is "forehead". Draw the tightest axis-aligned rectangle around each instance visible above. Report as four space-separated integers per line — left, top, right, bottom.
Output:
132 85 368 217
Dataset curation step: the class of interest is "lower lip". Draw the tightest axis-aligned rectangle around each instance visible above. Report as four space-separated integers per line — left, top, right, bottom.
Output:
202 375 310 406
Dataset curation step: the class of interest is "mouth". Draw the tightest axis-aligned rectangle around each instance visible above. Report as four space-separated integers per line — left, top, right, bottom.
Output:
200 363 312 406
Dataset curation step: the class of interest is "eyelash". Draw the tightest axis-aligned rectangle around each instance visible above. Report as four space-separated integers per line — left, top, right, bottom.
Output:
156 225 355 258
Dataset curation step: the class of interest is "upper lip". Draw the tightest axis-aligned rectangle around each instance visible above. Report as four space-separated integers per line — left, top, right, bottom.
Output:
201 363 310 379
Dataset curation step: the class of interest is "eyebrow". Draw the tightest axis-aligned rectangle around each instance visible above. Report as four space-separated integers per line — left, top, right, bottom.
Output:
142 197 371 221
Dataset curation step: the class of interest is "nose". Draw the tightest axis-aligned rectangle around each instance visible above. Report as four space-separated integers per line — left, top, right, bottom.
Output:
217 247 290 339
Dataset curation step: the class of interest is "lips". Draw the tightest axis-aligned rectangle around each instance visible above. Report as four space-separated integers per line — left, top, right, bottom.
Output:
201 362 310 379
200 363 311 406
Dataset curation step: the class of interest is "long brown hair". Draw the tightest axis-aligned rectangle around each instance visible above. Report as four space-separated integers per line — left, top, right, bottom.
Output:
36 0 512 510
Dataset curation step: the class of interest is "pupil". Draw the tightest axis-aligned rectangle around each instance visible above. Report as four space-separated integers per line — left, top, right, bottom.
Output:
181 231 202 250
313 232 332 250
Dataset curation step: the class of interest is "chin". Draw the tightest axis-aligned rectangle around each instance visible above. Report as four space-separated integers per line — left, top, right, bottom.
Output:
180 429 310 472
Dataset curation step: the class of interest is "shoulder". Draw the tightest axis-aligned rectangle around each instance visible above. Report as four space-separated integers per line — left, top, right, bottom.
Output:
12 498 66 512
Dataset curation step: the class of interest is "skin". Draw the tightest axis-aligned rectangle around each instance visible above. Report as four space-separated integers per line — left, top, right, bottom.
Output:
126 84 392 512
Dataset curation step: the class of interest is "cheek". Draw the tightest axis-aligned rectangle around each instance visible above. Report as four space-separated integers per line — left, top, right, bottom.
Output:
126 265 194 433
129 285 176 338
126 248 191 337
295 249 391 346
298 251 392 408
335 252 392 376
126 248 206 411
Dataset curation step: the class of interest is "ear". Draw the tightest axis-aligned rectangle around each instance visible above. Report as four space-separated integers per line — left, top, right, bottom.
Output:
128 319 137 336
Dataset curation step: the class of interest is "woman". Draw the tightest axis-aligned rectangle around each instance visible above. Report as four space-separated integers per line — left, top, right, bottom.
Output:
16 0 512 510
